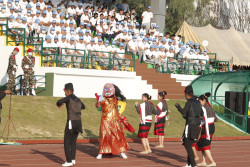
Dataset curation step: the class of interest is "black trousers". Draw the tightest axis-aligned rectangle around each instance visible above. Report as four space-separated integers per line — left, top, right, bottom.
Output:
64 126 79 163
183 137 196 167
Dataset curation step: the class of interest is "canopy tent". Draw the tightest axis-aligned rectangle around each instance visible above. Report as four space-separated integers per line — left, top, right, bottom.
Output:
176 21 250 66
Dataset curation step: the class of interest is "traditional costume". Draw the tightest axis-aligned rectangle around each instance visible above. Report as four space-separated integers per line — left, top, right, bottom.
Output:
154 99 168 136
196 103 218 151
97 83 129 157
135 101 155 138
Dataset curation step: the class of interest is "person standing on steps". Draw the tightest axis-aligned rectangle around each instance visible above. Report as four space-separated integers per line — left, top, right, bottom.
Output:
175 85 203 167
21 48 35 96
57 83 85 167
6 47 19 94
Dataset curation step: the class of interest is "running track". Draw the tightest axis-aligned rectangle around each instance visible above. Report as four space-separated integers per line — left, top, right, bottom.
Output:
0 140 250 167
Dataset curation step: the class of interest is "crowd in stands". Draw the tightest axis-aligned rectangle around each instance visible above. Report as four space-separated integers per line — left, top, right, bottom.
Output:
0 0 212 73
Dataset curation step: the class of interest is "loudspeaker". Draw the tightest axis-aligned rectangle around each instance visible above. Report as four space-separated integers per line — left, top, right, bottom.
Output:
225 91 237 112
247 117 250 134
236 92 246 115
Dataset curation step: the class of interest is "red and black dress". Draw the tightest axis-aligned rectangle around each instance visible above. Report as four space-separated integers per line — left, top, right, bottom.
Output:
154 100 168 136
135 101 155 138
196 103 218 151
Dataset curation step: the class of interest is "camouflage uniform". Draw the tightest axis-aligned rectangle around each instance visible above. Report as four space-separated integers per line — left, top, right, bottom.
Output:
6 53 17 92
21 55 35 95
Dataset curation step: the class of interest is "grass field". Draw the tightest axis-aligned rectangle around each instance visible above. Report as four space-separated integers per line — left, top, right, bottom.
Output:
0 96 248 140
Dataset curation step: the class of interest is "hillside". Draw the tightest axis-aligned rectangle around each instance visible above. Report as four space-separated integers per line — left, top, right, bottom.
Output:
0 96 247 140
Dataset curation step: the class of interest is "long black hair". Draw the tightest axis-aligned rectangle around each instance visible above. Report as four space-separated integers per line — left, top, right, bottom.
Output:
142 93 152 100
199 92 211 102
113 84 126 101
159 91 167 99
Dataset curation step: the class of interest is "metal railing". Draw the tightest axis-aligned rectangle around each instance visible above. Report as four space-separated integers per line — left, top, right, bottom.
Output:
0 75 46 95
39 49 136 71
212 100 248 132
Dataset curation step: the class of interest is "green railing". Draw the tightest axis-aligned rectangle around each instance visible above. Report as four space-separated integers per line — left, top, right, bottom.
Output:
186 59 210 75
60 48 86 68
113 52 135 71
41 47 59 66
7 28 26 45
39 49 136 71
162 57 188 74
0 75 46 95
0 17 8 40
212 100 248 132
86 51 113 70
159 57 210 75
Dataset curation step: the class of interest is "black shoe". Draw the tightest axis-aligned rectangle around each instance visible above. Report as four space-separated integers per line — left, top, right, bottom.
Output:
29 89 34 96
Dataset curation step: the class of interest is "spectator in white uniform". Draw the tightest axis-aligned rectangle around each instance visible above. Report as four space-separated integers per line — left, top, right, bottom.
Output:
141 6 153 32
114 43 130 71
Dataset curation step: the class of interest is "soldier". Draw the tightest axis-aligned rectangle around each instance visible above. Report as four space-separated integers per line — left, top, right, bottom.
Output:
21 48 35 96
6 47 19 93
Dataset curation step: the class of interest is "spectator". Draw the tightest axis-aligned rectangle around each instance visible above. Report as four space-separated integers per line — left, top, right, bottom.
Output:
114 43 130 71
141 6 153 32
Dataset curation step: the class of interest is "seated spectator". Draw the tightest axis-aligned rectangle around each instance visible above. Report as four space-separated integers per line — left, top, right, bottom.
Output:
75 36 86 68
128 35 138 56
86 38 97 68
114 43 130 71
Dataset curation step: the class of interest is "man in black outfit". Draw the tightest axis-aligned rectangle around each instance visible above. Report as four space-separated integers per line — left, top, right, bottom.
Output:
57 83 85 167
0 90 12 124
175 85 203 167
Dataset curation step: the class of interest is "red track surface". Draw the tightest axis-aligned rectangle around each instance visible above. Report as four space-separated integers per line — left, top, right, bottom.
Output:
0 140 250 167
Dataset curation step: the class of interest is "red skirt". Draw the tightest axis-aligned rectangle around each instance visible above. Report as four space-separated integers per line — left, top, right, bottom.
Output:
154 117 166 136
196 123 215 151
137 122 152 138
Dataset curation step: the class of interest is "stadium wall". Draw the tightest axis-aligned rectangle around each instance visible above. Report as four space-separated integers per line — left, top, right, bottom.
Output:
36 68 158 100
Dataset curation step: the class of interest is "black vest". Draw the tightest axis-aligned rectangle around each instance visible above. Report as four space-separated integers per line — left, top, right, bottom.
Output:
186 97 202 126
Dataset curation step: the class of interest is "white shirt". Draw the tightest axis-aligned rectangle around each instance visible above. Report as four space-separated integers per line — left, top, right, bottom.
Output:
128 40 138 52
75 42 86 55
142 11 153 23
116 48 125 59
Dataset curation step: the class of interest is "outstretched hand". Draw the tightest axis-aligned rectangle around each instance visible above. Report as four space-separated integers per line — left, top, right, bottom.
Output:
175 103 180 108
58 104 63 109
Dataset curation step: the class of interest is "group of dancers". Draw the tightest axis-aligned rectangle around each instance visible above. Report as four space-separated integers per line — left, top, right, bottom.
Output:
0 83 217 167
54 82 217 167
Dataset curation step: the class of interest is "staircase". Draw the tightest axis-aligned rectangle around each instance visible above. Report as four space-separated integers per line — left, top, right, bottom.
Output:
134 60 185 100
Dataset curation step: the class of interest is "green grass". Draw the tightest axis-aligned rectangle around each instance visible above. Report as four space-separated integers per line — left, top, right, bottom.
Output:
0 96 248 140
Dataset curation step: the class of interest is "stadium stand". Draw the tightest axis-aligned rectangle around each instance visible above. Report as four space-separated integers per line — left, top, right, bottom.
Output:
0 0 228 74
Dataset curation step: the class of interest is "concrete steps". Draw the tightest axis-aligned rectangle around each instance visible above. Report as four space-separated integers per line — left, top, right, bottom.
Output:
135 60 185 100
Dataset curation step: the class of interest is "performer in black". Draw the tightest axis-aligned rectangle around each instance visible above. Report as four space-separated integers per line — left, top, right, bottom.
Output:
175 85 203 167
56 83 85 167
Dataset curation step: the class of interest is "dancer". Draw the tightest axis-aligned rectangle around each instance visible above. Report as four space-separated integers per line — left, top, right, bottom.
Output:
175 85 203 167
196 93 217 167
0 90 12 124
135 93 155 154
95 83 130 160
154 91 168 148
56 83 85 167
